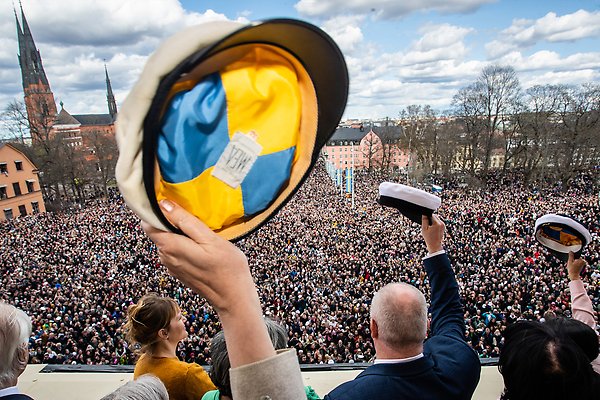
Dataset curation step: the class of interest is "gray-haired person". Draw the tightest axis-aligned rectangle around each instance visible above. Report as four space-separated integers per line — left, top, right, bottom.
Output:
100 374 168 400
202 318 320 400
0 302 33 400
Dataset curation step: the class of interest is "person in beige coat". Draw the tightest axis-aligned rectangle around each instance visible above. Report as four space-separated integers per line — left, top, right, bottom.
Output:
143 199 306 400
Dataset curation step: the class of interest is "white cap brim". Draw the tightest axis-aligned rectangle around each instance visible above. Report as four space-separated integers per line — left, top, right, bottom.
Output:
379 182 441 210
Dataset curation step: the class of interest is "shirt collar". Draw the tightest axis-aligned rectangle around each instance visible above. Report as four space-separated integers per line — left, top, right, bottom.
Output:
0 386 20 397
374 353 424 364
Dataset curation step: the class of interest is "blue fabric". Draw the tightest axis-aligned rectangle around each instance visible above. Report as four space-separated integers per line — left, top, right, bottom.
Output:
325 254 481 400
158 73 230 183
240 147 295 215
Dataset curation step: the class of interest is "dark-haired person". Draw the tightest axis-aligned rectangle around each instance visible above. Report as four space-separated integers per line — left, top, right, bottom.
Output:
124 294 215 400
545 318 599 369
325 215 480 400
0 302 33 400
565 252 600 373
499 320 600 400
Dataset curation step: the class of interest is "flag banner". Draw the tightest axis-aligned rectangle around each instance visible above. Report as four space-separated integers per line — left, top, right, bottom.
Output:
336 169 342 186
346 168 353 193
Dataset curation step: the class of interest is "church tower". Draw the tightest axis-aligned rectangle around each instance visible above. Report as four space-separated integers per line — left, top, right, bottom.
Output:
16 4 57 139
105 64 117 119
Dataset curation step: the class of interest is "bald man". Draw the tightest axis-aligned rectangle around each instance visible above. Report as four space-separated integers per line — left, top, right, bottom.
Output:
326 215 481 400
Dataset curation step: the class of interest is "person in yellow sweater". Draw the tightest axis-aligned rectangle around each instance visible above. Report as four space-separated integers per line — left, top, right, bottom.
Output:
124 293 216 400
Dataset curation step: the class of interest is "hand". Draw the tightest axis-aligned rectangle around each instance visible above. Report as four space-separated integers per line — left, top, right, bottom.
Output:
421 214 444 254
566 251 587 281
141 199 255 316
142 199 275 368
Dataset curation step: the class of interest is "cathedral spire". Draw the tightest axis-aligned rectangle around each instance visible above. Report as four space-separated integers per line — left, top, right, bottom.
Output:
17 2 50 87
105 63 118 119
15 2 57 137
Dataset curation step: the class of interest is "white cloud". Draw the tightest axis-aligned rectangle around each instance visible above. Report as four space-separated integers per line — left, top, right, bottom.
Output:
341 23 483 118
496 50 600 73
0 0 246 114
321 15 365 54
414 24 474 52
486 10 600 58
295 0 496 20
522 69 599 87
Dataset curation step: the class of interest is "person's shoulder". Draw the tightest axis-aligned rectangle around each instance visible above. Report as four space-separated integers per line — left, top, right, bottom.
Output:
184 360 206 370
325 378 364 400
184 361 214 390
0 395 35 400
426 335 480 363
424 340 481 389
325 368 391 400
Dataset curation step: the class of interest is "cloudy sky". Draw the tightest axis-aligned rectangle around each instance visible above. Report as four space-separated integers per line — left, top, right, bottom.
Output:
1 0 599 122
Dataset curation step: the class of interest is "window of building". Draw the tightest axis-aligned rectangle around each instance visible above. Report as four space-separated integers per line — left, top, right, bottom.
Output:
31 201 39 214
26 180 35 193
12 182 21 196
18 205 26 217
0 186 6 200
4 208 13 220
14 161 23 171
0 163 6 174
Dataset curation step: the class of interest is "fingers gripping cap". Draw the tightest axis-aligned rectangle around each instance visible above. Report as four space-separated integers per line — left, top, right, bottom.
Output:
116 19 349 241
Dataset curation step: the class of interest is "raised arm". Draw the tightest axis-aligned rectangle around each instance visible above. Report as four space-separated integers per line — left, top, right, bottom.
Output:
567 252 596 328
421 215 464 338
143 199 305 400
566 252 600 374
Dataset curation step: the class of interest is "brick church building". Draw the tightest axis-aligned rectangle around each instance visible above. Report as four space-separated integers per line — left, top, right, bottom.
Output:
15 4 117 146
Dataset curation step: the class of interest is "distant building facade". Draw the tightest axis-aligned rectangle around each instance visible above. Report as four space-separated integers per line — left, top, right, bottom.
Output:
0 143 45 220
323 125 410 170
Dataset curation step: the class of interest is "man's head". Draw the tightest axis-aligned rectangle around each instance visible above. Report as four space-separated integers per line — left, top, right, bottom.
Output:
0 302 32 388
370 283 428 352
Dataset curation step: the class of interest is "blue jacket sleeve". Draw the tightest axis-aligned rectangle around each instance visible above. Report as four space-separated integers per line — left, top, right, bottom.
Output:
424 253 466 340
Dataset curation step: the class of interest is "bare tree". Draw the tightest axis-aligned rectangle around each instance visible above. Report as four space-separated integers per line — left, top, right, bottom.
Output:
1 100 29 144
555 83 600 185
515 84 562 181
360 129 383 172
378 118 403 172
478 65 521 172
400 105 439 177
452 86 486 174
452 65 521 175
86 129 118 196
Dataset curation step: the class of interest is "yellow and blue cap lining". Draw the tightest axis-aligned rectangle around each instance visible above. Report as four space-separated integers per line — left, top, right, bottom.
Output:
144 43 318 239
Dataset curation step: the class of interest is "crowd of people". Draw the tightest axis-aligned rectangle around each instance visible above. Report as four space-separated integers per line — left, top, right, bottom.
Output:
0 164 598 367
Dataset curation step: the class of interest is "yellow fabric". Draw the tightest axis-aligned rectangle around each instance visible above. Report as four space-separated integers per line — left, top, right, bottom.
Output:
221 45 301 155
156 166 244 230
155 44 308 231
134 354 216 400
212 52 317 240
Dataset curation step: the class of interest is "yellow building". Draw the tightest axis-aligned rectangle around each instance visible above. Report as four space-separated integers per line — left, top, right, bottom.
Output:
0 143 46 220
